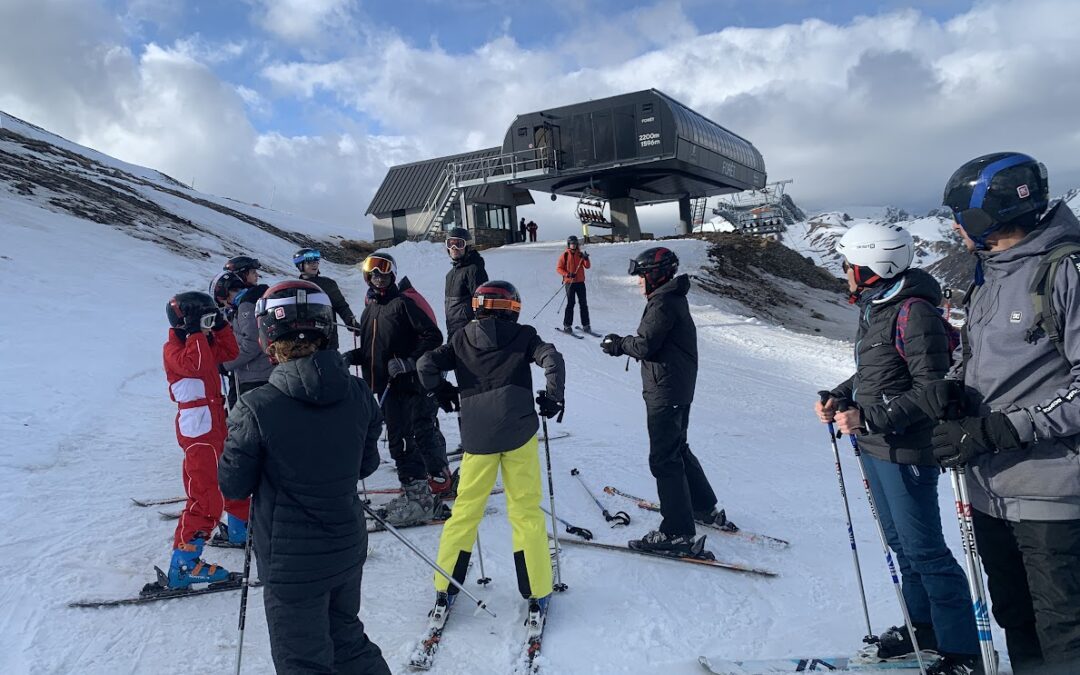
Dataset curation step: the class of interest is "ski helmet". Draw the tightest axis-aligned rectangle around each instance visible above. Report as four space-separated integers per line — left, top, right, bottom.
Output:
293 247 321 272
209 271 246 307
943 152 1049 247
628 247 679 294
567 235 580 248
361 252 397 288
836 222 914 286
166 291 218 329
255 280 334 349
472 280 521 322
224 256 261 285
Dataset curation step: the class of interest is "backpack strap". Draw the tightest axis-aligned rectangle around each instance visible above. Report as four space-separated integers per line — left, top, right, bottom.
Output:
1026 243 1080 359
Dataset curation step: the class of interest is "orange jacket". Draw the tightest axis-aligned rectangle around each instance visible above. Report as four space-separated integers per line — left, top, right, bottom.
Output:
557 249 590 284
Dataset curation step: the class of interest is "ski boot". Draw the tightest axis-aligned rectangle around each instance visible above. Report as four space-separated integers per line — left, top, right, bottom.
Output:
695 507 738 532
428 466 459 499
926 653 983 675
856 622 938 662
382 478 443 526
525 595 550 639
560 325 573 334
208 513 247 548
629 530 714 560
168 537 231 589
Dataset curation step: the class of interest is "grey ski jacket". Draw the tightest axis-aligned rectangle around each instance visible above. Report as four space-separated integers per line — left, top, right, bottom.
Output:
963 203 1080 521
222 286 275 386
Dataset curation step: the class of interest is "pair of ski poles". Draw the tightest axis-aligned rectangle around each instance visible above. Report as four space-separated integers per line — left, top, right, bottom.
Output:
820 392 996 675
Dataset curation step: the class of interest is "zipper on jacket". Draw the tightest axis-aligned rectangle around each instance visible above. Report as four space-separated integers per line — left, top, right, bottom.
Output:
371 317 378 392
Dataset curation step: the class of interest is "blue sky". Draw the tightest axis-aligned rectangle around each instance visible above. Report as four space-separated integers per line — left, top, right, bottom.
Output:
3 0 1079 235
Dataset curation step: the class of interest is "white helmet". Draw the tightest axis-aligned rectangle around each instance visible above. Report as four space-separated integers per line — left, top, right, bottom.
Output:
836 222 914 280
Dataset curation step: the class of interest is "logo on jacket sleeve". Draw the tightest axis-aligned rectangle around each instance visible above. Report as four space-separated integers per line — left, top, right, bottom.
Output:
1010 311 1023 323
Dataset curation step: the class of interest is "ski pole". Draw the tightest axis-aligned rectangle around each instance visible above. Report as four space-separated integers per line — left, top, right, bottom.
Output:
540 414 568 592
950 467 998 675
475 530 492 586
360 501 496 617
235 498 255 675
531 285 564 319
570 468 631 527
836 398 928 675
540 505 594 540
818 391 875 646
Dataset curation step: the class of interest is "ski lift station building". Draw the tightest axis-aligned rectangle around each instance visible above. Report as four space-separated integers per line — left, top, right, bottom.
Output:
365 89 767 246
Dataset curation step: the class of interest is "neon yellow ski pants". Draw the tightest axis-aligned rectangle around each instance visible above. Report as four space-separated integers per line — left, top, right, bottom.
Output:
434 436 553 599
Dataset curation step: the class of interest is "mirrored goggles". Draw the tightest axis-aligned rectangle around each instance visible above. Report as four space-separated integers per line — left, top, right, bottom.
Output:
294 250 321 264
361 255 395 275
446 237 467 251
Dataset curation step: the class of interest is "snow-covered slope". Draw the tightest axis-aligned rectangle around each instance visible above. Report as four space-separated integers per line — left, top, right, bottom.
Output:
0 117 1014 674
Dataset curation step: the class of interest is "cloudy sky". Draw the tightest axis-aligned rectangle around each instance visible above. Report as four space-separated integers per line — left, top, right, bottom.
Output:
2 0 1078 239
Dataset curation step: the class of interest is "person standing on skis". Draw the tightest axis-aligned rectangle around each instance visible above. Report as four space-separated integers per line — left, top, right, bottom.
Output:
162 291 249 588
219 280 390 675
417 280 565 622
918 153 1080 675
344 252 452 524
815 222 980 674
294 247 361 351
221 280 273 399
444 227 489 339
557 235 591 334
600 247 727 558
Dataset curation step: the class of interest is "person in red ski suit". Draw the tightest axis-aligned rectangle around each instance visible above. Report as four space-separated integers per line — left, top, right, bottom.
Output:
163 292 250 585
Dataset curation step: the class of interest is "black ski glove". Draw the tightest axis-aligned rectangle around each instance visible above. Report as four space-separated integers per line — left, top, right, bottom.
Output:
536 391 565 420
933 412 1023 469
432 380 460 413
342 348 362 366
388 357 416 380
212 309 228 331
917 379 967 421
601 334 623 357
345 318 362 336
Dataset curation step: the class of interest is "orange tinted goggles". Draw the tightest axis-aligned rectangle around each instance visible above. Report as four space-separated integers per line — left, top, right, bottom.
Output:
471 297 521 313
361 255 394 275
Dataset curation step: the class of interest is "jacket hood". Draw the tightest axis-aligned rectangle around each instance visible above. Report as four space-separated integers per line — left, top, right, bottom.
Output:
649 273 691 299
981 203 1080 268
268 349 351 405
451 249 485 270
463 317 520 352
861 267 942 308
232 283 269 309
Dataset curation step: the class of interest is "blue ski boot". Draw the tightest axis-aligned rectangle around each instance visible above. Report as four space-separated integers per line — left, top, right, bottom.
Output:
168 537 231 588
226 513 248 544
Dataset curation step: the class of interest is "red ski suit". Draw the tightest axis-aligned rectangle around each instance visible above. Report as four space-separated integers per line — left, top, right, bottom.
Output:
163 326 249 548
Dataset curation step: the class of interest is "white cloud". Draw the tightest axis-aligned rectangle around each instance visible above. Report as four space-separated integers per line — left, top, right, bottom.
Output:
249 0 357 45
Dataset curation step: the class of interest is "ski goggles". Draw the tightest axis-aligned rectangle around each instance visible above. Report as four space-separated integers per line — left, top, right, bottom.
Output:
199 312 218 331
471 296 521 313
628 259 654 276
293 249 321 265
361 255 396 276
446 237 467 251
256 290 332 316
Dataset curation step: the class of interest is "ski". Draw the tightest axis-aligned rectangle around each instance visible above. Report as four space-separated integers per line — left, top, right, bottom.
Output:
515 597 548 674
359 486 504 498
368 506 497 533
159 510 180 520
131 496 185 507
603 486 790 548
574 326 603 338
553 327 585 340
698 654 924 674
70 569 262 609
556 537 777 577
139 485 505 510
408 594 455 670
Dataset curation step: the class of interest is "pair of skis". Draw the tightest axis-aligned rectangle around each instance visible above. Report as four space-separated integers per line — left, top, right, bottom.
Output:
70 568 261 608
603 486 790 548
699 653 929 673
553 326 602 340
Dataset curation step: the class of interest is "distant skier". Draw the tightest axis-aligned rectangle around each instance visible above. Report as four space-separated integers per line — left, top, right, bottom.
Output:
527 219 538 242
519 217 528 243
344 252 452 524
600 247 726 558
557 235 591 334
444 227 489 339
294 247 361 351
417 280 565 622
221 280 273 400
816 222 980 674
162 291 248 588
219 280 390 675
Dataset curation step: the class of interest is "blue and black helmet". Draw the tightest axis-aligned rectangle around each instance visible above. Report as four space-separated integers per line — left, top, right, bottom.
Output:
293 247 321 271
943 152 1049 246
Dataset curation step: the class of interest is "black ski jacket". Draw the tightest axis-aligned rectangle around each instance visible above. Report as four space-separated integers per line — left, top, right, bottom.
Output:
831 268 950 465
218 349 382 594
300 273 356 350
346 284 443 396
418 318 564 454
444 249 488 338
617 274 698 407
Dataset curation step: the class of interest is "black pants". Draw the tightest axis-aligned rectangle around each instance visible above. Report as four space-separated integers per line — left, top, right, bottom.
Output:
384 381 448 483
263 569 390 675
646 403 717 536
973 509 1080 673
562 282 590 328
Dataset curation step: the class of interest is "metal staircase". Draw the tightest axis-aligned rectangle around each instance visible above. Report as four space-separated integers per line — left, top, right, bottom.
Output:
690 197 708 227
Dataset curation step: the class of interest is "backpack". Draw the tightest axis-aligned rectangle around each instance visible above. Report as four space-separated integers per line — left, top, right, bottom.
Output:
895 297 961 366
963 242 1080 362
